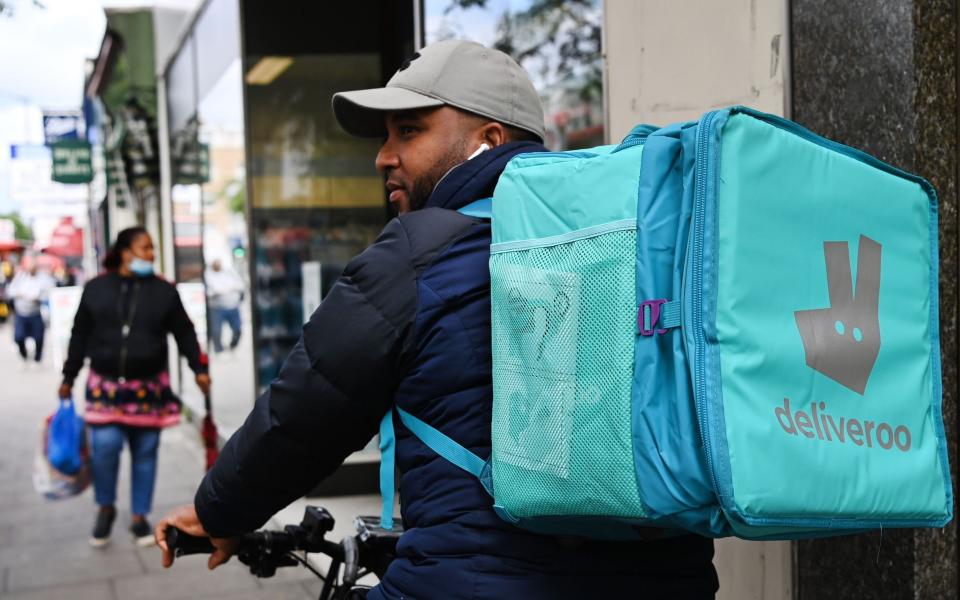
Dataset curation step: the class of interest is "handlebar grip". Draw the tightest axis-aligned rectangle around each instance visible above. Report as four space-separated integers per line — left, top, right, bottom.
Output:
341 535 359 585
166 526 216 557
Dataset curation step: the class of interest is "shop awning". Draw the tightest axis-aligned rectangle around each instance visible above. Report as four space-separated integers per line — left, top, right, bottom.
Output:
42 217 84 257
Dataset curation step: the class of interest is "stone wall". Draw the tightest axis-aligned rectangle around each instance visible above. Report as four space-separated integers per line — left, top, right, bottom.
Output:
791 0 958 597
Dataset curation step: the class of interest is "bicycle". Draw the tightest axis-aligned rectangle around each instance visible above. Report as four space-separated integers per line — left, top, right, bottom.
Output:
166 506 402 600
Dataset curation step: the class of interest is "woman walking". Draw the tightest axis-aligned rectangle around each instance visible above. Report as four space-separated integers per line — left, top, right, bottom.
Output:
58 227 210 547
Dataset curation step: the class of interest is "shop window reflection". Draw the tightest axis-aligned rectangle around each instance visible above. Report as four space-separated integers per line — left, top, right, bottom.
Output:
170 118 204 284
197 56 256 432
424 0 604 149
246 54 386 387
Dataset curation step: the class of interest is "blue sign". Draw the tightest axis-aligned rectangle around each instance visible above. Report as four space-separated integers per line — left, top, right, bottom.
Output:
10 144 50 159
42 111 83 145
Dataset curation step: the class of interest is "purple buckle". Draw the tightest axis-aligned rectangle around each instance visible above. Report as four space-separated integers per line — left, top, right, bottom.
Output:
638 299 669 336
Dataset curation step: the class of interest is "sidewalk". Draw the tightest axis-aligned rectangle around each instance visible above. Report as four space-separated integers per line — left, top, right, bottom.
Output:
0 323 378 599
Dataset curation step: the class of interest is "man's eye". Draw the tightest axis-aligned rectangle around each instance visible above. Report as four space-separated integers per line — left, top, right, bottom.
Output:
399 126 417 136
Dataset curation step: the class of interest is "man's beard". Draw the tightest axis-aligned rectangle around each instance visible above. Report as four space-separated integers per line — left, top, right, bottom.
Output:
408 139 469 211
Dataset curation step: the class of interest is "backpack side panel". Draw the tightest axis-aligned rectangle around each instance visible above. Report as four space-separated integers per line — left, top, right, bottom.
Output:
629 123 724 534
488 146 649 524
692 108 952 533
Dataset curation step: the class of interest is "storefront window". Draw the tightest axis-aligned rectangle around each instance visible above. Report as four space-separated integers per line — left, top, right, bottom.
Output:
167 38 204 285
245 54 386 387
164 0 256 432
197 56 255 433
424 0 605 149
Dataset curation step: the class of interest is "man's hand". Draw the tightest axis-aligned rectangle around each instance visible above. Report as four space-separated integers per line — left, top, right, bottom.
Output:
195 373 211 396
57 382 72 399
155 504 239 570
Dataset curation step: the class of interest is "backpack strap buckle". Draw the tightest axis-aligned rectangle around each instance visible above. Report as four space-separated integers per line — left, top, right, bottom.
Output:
638 299 681 335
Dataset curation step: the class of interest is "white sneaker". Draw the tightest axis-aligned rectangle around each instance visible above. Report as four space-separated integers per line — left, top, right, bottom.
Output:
131 519 155 547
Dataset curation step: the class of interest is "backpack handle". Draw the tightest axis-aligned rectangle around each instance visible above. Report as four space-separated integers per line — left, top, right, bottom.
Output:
612 124 659 153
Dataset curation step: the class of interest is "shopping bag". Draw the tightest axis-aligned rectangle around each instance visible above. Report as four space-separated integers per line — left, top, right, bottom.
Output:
33 411 90 500
48 399 83 475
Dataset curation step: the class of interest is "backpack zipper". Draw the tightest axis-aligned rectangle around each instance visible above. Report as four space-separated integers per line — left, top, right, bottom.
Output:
692 109 722 496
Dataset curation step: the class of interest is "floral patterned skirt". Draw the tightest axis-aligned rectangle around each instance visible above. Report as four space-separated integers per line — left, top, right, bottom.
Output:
84 370 181 428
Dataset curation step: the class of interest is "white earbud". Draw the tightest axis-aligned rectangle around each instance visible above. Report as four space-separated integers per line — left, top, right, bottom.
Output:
468 143 491 160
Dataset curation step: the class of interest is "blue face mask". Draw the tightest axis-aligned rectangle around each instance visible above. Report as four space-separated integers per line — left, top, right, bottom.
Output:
129 257 154 277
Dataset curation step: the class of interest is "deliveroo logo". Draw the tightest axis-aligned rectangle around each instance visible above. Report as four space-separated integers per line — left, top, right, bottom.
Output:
794 235 882 395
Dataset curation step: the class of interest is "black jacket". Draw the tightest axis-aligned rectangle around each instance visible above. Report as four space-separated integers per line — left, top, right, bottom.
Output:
62 272 206 384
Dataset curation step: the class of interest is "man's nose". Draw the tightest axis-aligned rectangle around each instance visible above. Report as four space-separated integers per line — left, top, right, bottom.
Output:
375 140 399 174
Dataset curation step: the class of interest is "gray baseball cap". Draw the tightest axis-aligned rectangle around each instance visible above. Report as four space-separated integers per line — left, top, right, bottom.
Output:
332 39 544 141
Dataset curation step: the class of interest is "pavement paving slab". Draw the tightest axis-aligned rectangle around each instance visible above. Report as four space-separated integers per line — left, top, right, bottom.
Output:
1 580 116 600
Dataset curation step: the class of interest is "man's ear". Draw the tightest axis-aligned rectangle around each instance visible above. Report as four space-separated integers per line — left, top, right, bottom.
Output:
479 122 508 148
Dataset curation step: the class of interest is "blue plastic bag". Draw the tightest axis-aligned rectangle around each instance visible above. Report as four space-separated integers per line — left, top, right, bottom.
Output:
47 399 84 475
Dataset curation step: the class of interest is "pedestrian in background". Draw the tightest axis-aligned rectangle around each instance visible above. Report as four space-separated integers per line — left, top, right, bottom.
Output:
8 258 53 363
205 258 244 353
58 226 211 547
0 256 13 323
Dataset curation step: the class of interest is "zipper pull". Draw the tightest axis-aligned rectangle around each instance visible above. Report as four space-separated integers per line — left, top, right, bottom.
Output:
122 324 130 338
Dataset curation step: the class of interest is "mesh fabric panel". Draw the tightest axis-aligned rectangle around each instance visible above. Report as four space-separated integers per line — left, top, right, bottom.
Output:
490 229 645 518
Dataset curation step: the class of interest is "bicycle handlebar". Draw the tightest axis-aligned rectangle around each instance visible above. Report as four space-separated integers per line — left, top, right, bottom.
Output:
164 507 402 594
165 527 216 557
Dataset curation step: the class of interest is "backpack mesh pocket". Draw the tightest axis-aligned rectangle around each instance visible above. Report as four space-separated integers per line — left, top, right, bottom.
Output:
490 227 646 519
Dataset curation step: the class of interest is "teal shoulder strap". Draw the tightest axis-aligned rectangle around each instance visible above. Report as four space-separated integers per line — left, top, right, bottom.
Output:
378 411 396 530
378 407 489 531
396 407 487 477
457 197 492 220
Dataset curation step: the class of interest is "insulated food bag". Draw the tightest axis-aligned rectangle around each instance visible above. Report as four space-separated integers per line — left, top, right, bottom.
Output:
383 106 952 540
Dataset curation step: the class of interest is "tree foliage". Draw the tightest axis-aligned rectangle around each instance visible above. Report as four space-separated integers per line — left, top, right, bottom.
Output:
0 213 34 242
441 0 603 102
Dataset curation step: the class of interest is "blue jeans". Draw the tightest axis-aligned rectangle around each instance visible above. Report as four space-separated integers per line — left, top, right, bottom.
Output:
210 307 242 352
13 313 44 361
89 425 161 516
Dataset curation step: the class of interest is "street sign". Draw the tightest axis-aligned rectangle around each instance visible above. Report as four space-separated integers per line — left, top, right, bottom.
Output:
51 140 93 184
43 111 83 145
174 142 210 184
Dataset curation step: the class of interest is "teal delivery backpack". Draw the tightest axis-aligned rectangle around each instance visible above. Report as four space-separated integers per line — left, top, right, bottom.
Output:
381 106 953 540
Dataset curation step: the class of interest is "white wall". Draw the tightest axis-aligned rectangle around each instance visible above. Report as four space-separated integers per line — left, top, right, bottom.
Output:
604 0 788 140
603 1 792 599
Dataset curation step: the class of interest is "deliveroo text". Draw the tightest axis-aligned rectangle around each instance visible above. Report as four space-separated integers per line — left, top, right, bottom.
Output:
775 397 911 451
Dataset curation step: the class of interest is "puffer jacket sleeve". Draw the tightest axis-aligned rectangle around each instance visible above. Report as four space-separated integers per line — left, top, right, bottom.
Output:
194 218 418 538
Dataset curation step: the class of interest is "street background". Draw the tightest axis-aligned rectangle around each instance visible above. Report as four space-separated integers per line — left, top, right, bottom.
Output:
0 322 380 599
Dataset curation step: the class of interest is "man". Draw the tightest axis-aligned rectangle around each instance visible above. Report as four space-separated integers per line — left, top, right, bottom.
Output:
205 259 245 353
157 40 719 599
8 259 53 363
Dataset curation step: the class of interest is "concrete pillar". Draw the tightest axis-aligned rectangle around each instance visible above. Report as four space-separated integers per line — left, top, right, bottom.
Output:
790 0 959 597
604 2 793 598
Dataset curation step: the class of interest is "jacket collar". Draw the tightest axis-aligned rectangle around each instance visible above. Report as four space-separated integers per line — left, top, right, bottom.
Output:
424 141 547 212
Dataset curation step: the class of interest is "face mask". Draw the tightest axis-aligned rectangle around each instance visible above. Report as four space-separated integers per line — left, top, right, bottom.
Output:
129 257 154 277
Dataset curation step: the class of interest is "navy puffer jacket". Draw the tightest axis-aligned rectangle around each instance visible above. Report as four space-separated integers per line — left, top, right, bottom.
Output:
195 142 719 599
